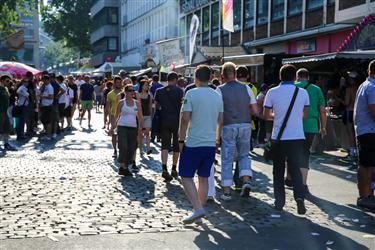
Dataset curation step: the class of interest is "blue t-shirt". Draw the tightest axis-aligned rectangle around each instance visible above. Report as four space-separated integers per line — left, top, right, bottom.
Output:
150 82 163 97
354 77 375 136
80 83 94 101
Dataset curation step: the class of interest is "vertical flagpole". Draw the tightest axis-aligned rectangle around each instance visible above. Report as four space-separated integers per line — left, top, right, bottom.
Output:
221 0 225 64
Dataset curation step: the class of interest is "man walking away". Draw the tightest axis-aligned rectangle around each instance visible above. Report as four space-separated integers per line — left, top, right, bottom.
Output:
285 68 326 194
354 60 375 209
216 62 258 201
155 72 183 181
263 64 309 215
179 65 223 224
79 75 95 128
39 75 54 141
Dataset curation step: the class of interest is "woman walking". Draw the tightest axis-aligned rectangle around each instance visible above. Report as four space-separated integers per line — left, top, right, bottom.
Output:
138 80 153 154
115 84 144 176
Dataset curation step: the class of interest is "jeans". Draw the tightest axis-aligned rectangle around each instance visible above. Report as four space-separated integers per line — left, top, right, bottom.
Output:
16 105 29 138
272 139 305 207
221 123 252 187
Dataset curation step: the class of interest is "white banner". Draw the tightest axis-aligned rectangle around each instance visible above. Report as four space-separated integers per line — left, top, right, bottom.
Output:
189 14 199 64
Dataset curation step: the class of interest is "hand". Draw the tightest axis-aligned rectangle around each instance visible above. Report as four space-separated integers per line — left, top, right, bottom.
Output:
215 139 221 149
320 128 327 138
179 142 184 153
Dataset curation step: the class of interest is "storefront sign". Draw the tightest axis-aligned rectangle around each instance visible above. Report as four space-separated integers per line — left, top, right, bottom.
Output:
296 39 316 53
180 0 210 13
156 38 184 66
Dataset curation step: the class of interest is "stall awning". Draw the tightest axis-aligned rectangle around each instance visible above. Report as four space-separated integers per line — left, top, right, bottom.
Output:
282 51 375 64
129 67 152 77
224 53 265 66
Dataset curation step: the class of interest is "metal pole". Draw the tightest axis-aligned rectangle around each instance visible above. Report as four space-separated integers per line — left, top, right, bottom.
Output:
221 1 225 64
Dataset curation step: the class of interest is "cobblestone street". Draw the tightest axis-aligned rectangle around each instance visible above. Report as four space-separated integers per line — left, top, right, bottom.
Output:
1 112 374 249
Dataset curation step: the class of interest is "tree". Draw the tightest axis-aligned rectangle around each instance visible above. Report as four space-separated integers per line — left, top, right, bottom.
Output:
43 40 79 69
41 0 93 56
0 0 37 37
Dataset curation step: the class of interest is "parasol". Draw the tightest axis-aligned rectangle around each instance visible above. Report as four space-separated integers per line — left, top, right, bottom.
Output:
0 61 41 79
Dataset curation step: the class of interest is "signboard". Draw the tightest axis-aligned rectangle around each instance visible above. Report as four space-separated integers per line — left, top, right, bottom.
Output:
180 0 210 13
296 39 316 53
156 38 184 66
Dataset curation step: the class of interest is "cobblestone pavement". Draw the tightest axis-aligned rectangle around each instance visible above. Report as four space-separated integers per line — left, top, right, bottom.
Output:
1 111 374 247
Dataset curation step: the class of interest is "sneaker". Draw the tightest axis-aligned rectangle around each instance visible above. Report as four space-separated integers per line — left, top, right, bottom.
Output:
182 209 206 224
118 167 133 177
112 150 117 159
171 169 178 179
285 178 293 188
296 198 306 215
4 143 17 151
357 196 375 209
220 193 232 201
131 163 140 173
240 181 252 197
52 133 57 139
162 171 173 182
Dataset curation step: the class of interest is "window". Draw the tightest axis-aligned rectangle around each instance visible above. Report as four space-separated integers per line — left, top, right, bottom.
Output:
108 8 118 24
257 0 269 25
108 37 117 51
272 0 284 20
287 0 302 16
306 0 323 10
233 0 241 31
244 0 254 29
211 2 219 38
202 6 210 42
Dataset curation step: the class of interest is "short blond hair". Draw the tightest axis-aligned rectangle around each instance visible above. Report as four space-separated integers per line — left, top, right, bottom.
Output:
222 62 236 78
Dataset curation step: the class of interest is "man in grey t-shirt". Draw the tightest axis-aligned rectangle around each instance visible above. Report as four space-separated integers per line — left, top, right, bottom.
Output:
216 62 257 201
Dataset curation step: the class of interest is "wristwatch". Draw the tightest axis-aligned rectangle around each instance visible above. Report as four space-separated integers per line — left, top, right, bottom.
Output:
178 140 185 144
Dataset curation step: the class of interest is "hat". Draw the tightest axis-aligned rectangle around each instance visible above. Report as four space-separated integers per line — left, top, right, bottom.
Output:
260 83 269 91
348 71 358 78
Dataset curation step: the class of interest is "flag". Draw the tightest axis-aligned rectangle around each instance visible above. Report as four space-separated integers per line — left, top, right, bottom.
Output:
189 14 199 64
222 0 234 32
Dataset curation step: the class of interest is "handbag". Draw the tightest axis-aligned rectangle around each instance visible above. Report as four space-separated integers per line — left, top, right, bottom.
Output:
263 87 299 161
12 98 27 118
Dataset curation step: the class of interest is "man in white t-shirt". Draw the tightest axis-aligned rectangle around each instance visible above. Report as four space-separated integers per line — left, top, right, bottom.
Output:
178 65 223 224
39 75 54 141
263 64 309 215
56 75 68 131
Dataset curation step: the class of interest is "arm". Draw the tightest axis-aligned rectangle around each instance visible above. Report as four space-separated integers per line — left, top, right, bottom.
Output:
56 86 65 99
216 112 223 146
319 106 327 136
250 103 258 116
263 108 274 121
303 107 309 119
114 100 123 129
179 111 191 143
149 94 153 115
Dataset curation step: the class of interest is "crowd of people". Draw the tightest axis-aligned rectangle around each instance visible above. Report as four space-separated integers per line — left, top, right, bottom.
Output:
0 60 374 224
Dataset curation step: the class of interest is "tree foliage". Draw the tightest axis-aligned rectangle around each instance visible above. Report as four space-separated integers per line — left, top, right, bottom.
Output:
43 40 79 69
41 0 93 56
0 0 37 37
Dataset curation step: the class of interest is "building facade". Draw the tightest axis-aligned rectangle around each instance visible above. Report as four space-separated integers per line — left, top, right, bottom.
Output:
120 0 179 69
179 0 374 60
90 0 121 67
0 8 40 68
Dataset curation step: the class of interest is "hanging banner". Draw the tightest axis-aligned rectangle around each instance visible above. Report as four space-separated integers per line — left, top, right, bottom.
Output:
189 14 199 64
222 0 234 32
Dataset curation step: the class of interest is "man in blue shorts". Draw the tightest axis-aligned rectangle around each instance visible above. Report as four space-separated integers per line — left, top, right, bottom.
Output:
178 65 223 224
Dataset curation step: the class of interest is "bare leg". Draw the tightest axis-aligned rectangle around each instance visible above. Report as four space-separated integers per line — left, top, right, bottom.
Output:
172 152 179 166
198 176 208 206
80 110 86 126
161 149 168 165
87 110 91 127
181 177 203 211
112 135 117 151
144 128 151 149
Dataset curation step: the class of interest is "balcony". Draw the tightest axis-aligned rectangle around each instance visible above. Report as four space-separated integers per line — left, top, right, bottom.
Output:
91 0 119 17
335 0 375 23
90 25 119 44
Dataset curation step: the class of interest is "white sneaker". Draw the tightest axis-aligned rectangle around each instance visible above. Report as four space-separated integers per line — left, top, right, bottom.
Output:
220 193 232 201
182 209 206 224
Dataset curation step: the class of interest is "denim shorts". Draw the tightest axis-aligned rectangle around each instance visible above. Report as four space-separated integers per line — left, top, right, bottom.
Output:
179 146 216 178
